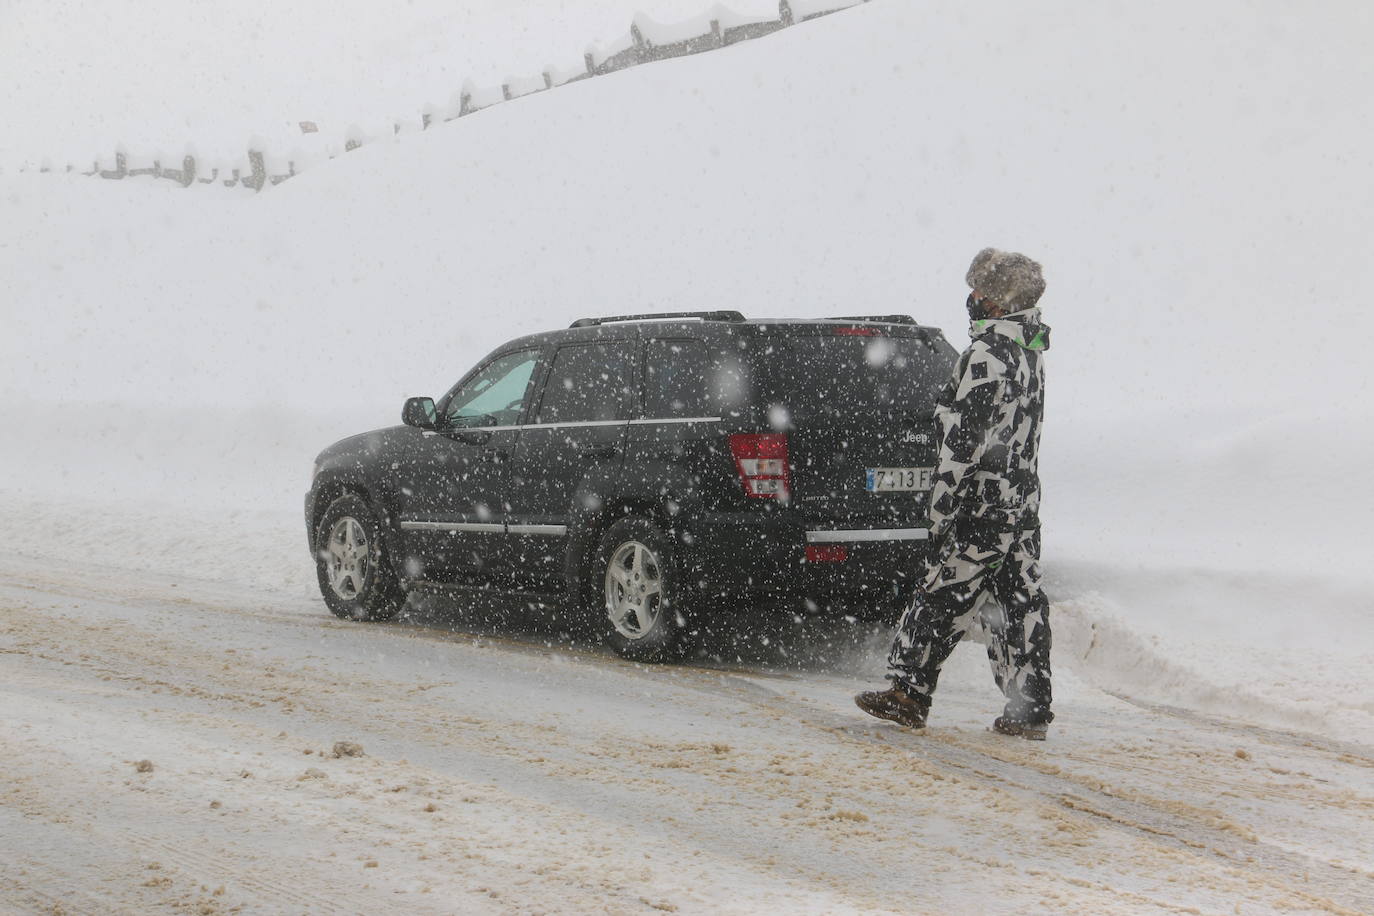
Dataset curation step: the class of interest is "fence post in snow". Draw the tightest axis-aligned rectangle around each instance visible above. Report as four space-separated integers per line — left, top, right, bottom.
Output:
244 151 266 191
99 151 127 180
154 156 193 187
73 0 820 193
629 22 649 64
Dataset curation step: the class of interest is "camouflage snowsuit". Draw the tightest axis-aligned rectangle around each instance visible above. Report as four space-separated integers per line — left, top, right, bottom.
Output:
887 308 1053 724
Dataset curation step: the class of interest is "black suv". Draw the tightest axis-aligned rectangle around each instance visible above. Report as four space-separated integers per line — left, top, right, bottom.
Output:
306 311 957 659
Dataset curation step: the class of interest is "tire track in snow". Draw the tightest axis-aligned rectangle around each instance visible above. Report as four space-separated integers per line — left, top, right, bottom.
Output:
3 586 917 914
0 700 363 916
0 854 129 916
0 762 247 916
1105 691 1374 762
6 557 1371 913
4 578 1214 914
914 731 1373 915
672 670 1374 916
125 838 358 916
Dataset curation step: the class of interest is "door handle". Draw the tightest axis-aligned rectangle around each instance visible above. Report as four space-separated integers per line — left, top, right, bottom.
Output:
451 429 492 445
581 445 619 459
482 447 509 462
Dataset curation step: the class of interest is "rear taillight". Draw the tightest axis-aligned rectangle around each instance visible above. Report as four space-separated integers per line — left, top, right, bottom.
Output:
729 433 790 500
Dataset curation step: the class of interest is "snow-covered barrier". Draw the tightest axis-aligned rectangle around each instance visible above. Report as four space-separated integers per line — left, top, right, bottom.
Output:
79 148 289 190
52 0 864 192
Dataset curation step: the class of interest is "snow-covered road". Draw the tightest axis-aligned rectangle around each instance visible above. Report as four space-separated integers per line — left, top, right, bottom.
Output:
4 553 1371 914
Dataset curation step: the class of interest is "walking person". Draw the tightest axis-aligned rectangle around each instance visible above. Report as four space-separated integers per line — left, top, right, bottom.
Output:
855 248 1054 739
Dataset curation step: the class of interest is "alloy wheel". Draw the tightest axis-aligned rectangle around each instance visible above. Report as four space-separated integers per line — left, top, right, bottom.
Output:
605 540 663 639
325 516 370 600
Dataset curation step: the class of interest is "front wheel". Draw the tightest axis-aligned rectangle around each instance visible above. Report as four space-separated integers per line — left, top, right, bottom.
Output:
595 518 689 662
314 493 406 621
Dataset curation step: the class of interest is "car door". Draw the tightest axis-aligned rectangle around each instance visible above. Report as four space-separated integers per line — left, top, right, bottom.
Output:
391 348 543 581
505 338 636 584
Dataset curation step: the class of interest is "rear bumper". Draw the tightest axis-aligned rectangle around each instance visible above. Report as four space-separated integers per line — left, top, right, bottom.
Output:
804 527 928 544
681 512 932 617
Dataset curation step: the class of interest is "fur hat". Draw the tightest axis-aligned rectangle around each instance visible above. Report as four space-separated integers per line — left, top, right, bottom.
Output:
966 248 1046 312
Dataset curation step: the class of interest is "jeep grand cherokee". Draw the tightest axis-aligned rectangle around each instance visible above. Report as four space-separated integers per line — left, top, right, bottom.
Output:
306 311 957 660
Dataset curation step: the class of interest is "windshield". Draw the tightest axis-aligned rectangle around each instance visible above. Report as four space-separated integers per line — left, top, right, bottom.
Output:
443 350 540 426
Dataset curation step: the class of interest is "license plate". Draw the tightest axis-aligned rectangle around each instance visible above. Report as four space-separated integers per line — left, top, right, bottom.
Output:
866 467 933 492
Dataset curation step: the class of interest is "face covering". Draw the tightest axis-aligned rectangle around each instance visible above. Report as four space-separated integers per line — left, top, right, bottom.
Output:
966 292 996 321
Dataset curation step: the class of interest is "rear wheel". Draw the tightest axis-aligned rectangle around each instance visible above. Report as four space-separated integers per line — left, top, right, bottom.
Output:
595 518 688 661
314 493 406 621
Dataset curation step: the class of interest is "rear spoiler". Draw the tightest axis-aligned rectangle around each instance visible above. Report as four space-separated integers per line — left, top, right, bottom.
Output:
819 316 945 346
826 315 916 325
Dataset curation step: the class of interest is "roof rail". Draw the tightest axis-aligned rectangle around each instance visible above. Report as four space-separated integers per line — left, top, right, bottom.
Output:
570 310 746 328
826 315 917 325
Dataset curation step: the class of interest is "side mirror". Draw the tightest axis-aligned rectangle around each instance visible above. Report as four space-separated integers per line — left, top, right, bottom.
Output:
402 396 437 430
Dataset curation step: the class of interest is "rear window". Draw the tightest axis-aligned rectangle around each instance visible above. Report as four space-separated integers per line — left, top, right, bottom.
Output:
644 339 712 418
642 336 754 418
746 333 952 416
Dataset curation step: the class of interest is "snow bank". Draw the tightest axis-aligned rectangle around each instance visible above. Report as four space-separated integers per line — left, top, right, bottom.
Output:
1050 576 1374 746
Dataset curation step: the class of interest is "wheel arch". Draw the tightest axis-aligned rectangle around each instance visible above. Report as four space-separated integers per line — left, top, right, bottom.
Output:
564 496 676 600
309 475 395 557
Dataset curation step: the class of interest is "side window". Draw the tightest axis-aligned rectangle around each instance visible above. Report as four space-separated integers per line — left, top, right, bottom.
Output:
536 341 634 424
443 350 540 426
644 339 712 418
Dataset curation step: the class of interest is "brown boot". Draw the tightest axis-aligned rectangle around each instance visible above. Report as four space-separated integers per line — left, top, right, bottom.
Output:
854 682 930 728
991 716 1048 741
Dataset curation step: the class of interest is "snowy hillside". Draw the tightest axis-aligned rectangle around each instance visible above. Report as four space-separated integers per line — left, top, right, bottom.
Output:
0 0 792 166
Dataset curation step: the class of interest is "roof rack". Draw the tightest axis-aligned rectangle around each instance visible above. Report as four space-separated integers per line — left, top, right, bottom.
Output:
825 315 917 325
570 310 746 328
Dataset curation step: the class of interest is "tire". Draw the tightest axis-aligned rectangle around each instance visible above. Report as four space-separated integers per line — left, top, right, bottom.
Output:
314 493 406 621
594 518 689 662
